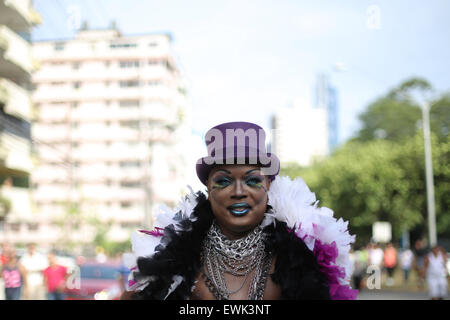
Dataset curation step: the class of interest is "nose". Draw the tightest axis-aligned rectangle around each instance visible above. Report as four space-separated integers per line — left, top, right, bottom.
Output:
231 179 247 199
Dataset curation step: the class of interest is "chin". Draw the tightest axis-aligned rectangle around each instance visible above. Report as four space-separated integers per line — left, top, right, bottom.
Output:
224 213 264 233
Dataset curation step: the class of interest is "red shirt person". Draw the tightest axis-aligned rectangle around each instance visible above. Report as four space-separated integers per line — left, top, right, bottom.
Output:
42 252 68 300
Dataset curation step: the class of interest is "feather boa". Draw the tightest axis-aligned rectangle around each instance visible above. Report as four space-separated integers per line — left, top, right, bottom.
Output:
123 176 358 300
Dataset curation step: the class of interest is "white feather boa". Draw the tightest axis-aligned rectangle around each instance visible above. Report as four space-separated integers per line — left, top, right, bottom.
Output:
124 176 356 298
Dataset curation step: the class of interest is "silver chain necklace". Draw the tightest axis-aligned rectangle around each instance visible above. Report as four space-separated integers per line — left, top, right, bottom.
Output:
200 221 272 300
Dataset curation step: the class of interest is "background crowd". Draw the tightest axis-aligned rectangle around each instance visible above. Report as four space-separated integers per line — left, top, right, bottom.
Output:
0 242 129 300
2 238 449 300
350 240 449 300
0 242 70 300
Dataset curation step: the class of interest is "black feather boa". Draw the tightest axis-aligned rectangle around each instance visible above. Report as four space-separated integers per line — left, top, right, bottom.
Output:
131 192 330 300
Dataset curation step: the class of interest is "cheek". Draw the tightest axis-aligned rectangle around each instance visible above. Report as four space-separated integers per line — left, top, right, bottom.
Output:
252 183 270 204
208 190 228 213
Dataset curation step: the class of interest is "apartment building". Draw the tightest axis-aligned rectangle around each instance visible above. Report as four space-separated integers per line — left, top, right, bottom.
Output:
0 0 41 244
31 27 191 248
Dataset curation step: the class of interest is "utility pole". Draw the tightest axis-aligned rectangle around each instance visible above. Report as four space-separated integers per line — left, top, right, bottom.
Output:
421 101 437 247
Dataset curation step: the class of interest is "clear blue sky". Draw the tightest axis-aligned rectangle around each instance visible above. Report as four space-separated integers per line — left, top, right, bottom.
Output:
32 0 450 145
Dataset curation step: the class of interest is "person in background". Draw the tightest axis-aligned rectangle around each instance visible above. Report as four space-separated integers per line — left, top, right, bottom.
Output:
413 239 428 289
19 243 48 300
43 251 68 300
400 247 414 285
383 242 397 287
368 242 384 271
1 242 11 266
350 247 366 291
0 250 27 300
424 245 448 300
0 242 9 300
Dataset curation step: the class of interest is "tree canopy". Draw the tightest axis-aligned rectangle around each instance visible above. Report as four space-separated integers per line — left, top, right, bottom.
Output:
280 77 449 247
354 77 449 143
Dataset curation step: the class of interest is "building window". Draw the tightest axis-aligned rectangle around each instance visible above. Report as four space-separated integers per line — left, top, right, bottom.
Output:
72 62 80 70
27 223 39 231
119 61 140 68
54 42 65 51
73 82 81 89
119 100 140 107
148 42 158 47
71 102 78 108
119 80 139 88
120 181 141 188
110 42 137 49
9 223 21 232
120 201 132 209
119 161 140 168
119 120 139 129
148 80 162 86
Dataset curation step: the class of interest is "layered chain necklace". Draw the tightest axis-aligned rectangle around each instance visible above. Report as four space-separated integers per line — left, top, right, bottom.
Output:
200 221 272 300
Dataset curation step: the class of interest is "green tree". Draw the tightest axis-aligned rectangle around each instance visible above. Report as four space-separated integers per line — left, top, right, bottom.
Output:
282 135 448 247
354 77 449 143
280 77 449 247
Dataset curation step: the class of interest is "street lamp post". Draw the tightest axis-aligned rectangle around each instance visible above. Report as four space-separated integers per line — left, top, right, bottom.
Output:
421 101 437 247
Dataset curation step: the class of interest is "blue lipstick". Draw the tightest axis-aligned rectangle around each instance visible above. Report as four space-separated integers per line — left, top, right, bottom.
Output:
227 202 251 216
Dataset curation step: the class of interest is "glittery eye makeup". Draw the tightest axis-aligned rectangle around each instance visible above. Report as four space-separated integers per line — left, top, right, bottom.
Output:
212 176 232 189
244 176 264 188
211 174 265 190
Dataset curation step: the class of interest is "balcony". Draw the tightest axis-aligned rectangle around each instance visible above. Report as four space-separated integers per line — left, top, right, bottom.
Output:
0 25 33 83
0 184 31 215
0 0 42 32
0 131 32 173
32 123 71 142
0 78 31 120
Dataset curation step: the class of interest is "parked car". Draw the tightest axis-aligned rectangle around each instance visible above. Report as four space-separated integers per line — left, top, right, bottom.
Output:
65 260 122 300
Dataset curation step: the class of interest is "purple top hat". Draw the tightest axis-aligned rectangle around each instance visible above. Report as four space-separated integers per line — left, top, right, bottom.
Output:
196 121 280 185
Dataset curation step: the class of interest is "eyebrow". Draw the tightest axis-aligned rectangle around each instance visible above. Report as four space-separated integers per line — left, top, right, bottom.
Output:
213 168 261 175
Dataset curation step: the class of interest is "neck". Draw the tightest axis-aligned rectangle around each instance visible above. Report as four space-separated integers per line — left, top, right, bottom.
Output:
215 222 259 241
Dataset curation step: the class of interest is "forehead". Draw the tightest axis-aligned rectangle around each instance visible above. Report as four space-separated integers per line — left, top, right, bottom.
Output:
209 164 263 177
